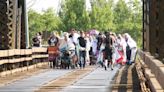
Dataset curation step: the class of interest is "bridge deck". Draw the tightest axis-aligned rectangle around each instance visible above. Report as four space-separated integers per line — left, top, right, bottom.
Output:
0 64 141 92
112 64 140 92
62 66 119 92
0 69 72 92
0 66 118 92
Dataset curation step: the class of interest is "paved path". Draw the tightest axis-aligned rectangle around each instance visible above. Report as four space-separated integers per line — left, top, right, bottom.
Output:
0 69 72 92
62 66 119 92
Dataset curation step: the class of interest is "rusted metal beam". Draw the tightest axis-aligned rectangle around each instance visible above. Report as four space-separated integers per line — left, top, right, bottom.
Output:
7 0 17 49
143 0 164 60
0 0 9 50
15 7 22 49
142 0 145 51
18 0 26 49
0 0 27 49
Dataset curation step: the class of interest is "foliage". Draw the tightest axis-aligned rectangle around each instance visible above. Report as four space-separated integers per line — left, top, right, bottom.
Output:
28 8 61 45
59 0 88 31
41 8 62 32
129 0 142 47
28 9 44 44
113 0 142 47
28 0 142 47
90 0 114 31
113 0 132 33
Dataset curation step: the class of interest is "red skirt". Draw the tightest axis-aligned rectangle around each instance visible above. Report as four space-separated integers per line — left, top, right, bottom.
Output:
116 51 123 64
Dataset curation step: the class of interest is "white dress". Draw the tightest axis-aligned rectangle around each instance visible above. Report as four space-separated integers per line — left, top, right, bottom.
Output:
127 37 137 62
97 43 105 63
85 37 91 62
91 36 97 55
112 42 121 64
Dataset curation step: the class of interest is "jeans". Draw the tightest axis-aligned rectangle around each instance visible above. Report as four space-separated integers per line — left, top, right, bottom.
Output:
79 51 86 68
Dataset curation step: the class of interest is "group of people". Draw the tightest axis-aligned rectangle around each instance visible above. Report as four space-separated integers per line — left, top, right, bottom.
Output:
96 32 137 70
47 29 90 69
34 29 137 70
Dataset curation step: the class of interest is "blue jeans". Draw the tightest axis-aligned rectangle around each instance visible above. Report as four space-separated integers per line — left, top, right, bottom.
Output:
79 51 86 68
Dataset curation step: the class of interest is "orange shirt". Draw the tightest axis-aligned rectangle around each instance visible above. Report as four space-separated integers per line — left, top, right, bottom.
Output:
47 46 59 56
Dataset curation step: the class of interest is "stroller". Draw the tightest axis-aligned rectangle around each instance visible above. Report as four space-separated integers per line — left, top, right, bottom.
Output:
59 48 71 69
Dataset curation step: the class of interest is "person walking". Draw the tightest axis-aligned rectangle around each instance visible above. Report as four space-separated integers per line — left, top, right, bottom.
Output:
124 33 137 65
78 31 87 68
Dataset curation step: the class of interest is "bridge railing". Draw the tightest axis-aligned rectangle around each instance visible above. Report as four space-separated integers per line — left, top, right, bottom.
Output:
0 47 48 76
137 50 164 92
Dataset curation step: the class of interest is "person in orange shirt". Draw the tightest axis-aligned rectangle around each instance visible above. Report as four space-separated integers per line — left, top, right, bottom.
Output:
47 33 60 68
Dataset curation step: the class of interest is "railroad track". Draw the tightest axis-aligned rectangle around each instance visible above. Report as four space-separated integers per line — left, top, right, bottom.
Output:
35 66 96 92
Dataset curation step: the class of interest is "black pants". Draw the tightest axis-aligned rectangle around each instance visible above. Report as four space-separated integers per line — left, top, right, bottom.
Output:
126 49 131 61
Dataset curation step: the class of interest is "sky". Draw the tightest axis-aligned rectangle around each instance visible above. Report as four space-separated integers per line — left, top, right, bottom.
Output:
26 0 91 13
26 0 131 13
26 0 61 13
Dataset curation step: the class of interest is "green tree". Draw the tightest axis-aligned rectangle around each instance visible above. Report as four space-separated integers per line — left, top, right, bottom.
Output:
28 8 62 45
28 9 44 44
113 0 132 33
59 0 89 31
41 8 62 32
113 0 142 47
90 0 114 31
128 0 142 47
41 8 62 41
28 0 142 47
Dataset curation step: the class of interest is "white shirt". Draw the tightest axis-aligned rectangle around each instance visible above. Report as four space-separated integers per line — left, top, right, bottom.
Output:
85 37 91 51
67 38 75 50
72 33 80 45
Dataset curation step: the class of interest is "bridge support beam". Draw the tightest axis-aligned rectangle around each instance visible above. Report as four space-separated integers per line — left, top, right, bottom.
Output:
143 0 164 61
7 0 17 49
18 0 27 49
0 0 27 50
0 0 9 49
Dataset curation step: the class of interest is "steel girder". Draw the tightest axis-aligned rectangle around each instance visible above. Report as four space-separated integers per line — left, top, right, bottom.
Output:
7 0 17 49
18 0 26 49
0 0 17 49
143 0 164 60
0 0 9 49
0 0 26 49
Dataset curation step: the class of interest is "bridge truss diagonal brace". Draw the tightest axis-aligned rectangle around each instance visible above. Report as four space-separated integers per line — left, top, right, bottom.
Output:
7 0 17 49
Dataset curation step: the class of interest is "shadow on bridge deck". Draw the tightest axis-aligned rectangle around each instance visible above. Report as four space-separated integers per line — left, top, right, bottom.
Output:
112 64 140 92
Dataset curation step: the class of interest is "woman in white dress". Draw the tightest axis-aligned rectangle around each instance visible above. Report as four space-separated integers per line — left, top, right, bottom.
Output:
117 34 127 65
124 33 137 64
85 33 91 65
